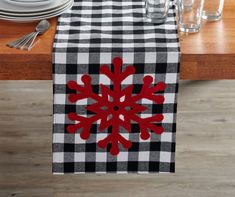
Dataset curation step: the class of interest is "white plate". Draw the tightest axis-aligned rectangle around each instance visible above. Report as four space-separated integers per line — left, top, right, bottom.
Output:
10 0 50 1
0 0 70 13
0 0 73 22
10 0 50 2
0 0 71 16
4 0 54 7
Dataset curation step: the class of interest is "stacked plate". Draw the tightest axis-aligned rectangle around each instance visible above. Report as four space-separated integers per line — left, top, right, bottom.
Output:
0 0 74 22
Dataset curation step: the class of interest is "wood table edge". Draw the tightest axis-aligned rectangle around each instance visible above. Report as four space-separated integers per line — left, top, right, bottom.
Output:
1 53 235 80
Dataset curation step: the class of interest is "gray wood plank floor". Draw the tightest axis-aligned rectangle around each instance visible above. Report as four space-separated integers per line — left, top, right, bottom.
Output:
0 80 235 197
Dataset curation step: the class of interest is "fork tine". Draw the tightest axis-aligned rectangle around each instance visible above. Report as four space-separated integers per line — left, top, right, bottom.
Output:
15 33 36 49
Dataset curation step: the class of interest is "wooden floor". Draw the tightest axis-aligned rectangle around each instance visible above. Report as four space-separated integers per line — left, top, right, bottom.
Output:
0 80 235 197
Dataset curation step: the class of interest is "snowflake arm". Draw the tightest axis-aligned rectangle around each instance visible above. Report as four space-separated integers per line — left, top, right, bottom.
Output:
66 76 106 139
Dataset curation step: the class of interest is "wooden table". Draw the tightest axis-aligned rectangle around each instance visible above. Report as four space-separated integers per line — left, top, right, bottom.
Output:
0 0 235 80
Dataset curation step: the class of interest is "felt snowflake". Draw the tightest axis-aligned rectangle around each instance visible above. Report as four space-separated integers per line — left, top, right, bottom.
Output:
67 57 166 155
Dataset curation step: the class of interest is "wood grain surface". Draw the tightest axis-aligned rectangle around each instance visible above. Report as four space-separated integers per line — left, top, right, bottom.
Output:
0 80 235 196
0 1 235 80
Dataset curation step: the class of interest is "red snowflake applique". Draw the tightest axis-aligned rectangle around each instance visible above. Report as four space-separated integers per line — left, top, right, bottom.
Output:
67 57 166 155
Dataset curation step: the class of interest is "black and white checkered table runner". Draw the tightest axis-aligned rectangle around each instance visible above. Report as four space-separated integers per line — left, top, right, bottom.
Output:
53 0 180 174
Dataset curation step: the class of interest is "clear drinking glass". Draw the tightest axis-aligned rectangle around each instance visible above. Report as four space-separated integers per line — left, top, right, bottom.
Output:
145 0 170 24
202 0 224 21
182 0 194 11
178 0 204 33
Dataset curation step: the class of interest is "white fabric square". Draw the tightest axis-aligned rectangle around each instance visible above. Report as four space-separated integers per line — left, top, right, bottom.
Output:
123 53 134 64
162 113 174 123
122 75 133 84
96 134 108 142
99 74 111 85
138 151 150 161
53 133 65 143
75 134 86 144
100 53 112 64
55 53 67 64
53 152 64 163
165 73 178 84
160 152 171 163
54 74 66 85
167 52 179 63
161 133 173 142
145 52 157 63
75 152 86 162
54 114 65 124
96 153 107 162
164 93 175 104
117 152 129 162
77 53 89 64
54 94 66 105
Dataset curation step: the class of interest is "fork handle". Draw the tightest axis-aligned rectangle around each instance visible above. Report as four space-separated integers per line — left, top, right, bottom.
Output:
7 32 34 48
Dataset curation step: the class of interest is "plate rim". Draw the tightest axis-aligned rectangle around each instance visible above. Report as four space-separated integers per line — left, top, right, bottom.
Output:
0 0 73 22
0 0 70 13
0 0 72 16
4 0 54 7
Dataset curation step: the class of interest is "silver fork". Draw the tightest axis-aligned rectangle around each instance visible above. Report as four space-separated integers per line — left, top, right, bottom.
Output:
6 20 50 51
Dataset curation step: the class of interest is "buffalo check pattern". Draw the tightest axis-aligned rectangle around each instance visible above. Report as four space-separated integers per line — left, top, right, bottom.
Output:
53 0 180 174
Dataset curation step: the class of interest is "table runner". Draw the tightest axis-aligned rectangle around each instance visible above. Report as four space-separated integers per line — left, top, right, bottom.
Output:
53 0 180 174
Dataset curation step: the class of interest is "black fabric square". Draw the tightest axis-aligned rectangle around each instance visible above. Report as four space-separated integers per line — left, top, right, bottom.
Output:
129 142 139 152
89 64 100 74
173 103 178 113
107 162 117 172
172 123 177 133
127 161 138 172
106 143 112 152
65 104 76 114
66 47 78 53
156 63 168 73
90 124 98 134
150 142 161 151
149 161 160 172
66 64 78 74
64 143 75 152
85 143 97 152
85 162 96 172
66 86 76 94
64 124 70 134
64 162 74 173
170 163 175 173
91 85 100 94
131 124 140 133
133 64 145 74
171 142 176 153
152 104 163 114
132 84 142 94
